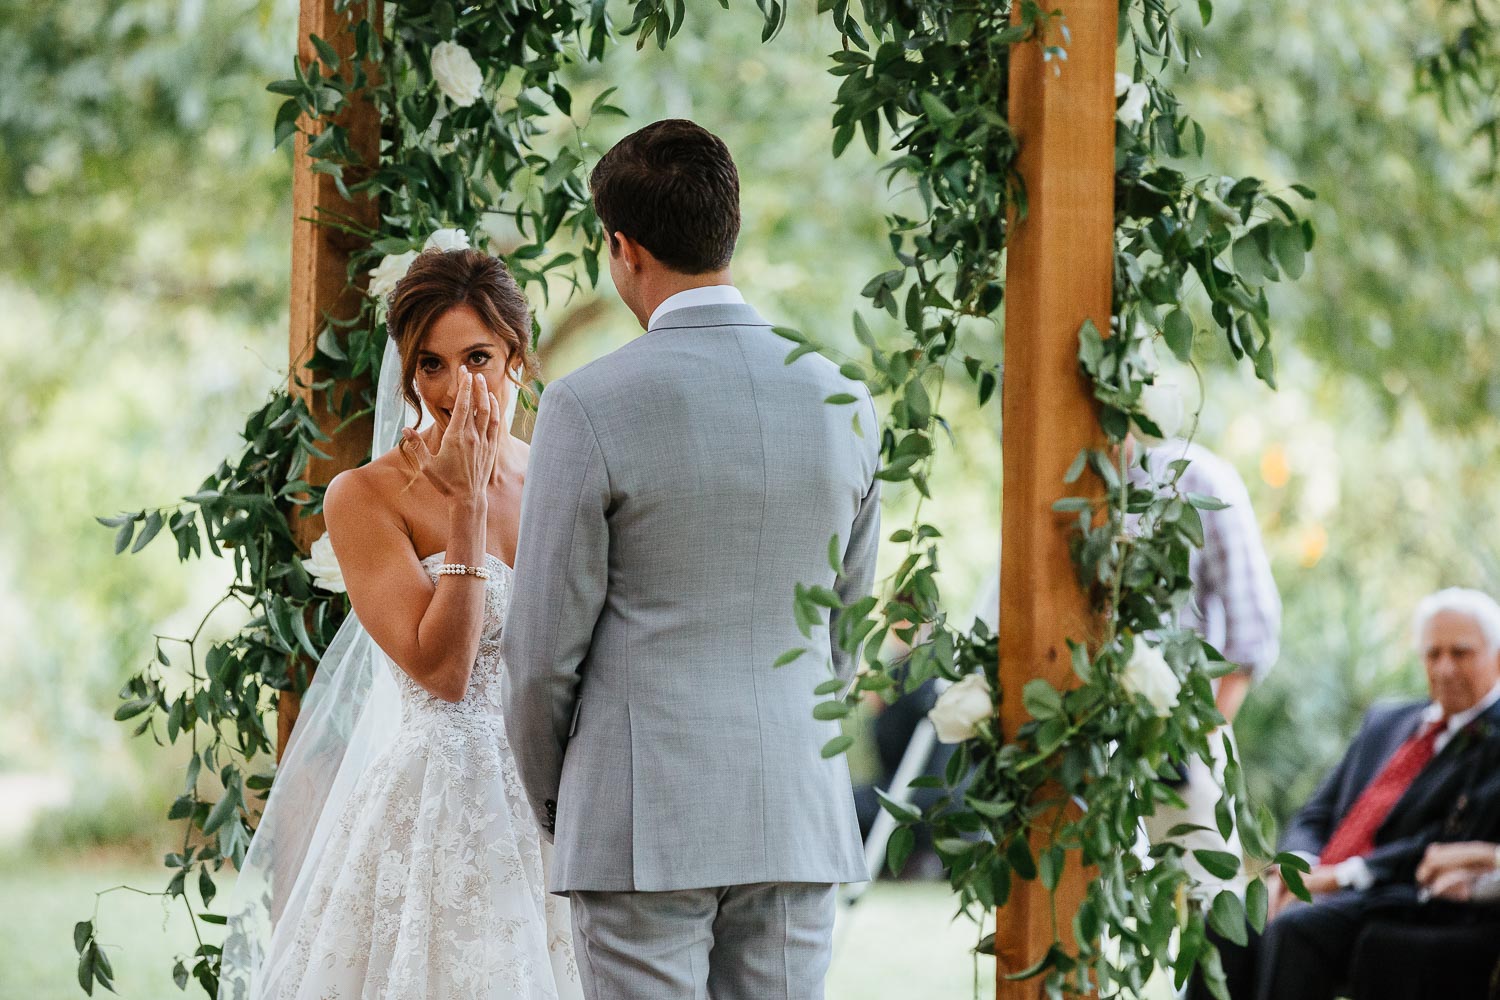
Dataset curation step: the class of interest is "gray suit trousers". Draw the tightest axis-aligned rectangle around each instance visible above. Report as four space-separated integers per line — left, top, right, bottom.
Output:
569 882 836 1000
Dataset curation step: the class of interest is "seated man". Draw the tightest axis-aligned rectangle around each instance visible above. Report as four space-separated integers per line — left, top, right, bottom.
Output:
1344 836 1500 1000
1198 587 1500 1000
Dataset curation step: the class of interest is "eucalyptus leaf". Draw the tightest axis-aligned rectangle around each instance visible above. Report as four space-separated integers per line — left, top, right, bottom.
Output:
1208 889 1248 947
1193 849 1243 880
1163 309 1195 361
887 825 915 876
771 647 805 670
821 734 855 758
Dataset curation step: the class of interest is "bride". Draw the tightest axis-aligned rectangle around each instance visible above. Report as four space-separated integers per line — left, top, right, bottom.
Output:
219 247 580 999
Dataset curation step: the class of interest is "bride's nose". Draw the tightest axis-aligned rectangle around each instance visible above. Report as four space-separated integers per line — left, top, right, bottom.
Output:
437 366 468 413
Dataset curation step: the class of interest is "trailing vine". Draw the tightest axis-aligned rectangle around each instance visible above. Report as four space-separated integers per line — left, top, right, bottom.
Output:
77 1 1316 997
778 0 1318 997
75 1 613 992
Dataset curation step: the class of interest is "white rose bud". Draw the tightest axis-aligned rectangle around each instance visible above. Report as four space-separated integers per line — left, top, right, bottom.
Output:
301 531 347 594
1133 379 1184 444
1115 72 1133 99
1117 81 1150 128
928 672 994 744
430 41 484 108
1120 641 1180 718
423 227 471 253
367 250 417 302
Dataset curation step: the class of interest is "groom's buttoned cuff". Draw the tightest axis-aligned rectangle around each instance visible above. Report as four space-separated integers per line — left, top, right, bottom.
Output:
544 798 556 835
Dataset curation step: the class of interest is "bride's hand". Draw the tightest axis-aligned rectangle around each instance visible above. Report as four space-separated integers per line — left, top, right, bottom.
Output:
402 367 501 506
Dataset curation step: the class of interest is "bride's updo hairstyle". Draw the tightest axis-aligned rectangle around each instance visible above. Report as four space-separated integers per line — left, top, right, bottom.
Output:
384 248 540 423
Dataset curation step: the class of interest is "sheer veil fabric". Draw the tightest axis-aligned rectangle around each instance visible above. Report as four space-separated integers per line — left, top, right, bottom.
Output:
217 337 549 999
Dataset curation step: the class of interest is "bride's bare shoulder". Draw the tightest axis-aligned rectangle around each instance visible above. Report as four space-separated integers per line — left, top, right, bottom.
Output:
324 451 413 530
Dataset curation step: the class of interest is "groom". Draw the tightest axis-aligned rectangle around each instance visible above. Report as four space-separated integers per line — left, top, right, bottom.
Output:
501 119 880 999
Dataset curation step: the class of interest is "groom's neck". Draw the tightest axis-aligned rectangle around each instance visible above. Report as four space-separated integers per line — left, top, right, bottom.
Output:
632 267 735 329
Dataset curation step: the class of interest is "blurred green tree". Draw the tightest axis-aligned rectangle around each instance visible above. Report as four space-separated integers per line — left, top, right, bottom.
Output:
0 0 297 779
1178 0 1500 426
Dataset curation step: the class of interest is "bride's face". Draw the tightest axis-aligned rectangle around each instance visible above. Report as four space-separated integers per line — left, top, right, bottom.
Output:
414 304 514 435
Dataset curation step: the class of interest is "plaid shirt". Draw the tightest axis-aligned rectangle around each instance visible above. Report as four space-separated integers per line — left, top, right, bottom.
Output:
1134 439 1282 681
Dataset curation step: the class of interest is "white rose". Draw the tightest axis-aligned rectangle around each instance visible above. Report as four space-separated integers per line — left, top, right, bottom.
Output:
1115 72 1132 99
430 41 484 108
1133 379 1184 444
423 227 470 253
367 250 417 302
1117 81 1150 127
1120 641 1180 717
928 672 994 744
301 531 346 594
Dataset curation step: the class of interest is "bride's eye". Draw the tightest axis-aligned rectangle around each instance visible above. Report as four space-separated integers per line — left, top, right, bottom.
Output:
468 351 492 367
418 357 441 374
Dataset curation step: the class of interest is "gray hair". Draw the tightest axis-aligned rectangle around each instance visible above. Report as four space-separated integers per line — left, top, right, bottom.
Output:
1412 588 1500 653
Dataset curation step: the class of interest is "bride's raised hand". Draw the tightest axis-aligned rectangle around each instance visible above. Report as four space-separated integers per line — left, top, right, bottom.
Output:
402 367 502 505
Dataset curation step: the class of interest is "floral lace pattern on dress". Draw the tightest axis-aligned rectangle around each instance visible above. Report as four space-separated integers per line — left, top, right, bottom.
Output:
268 553 580 1000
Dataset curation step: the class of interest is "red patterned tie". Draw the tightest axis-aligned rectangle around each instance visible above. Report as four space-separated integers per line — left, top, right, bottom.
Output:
1320 720 1444 866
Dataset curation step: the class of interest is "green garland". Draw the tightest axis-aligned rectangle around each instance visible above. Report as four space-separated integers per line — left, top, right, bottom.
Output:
782 1 1319 996
75 2 1314 997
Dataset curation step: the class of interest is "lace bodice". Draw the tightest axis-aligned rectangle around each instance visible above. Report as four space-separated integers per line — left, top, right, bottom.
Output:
393 551 513 727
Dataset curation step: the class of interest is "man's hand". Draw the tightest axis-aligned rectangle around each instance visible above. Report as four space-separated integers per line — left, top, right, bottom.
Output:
1427 868 1477 902
1267 863 1337 921
1215 670 1252 722
1417 841 1499 885
1301 865 1340 895
1267 873 1295 921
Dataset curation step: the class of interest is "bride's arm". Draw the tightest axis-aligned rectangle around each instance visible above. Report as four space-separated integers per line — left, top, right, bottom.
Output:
324 370 502 702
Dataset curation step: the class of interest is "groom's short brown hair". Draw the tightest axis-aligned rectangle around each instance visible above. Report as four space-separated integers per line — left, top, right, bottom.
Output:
589 119 740 274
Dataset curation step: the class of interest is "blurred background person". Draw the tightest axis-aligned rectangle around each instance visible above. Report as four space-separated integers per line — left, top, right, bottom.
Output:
1343 835 1500 1000
1196 587 1500 1000
1133 433 1282 892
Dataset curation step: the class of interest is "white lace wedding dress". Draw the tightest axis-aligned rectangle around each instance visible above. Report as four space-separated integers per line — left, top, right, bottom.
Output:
250 551 580 999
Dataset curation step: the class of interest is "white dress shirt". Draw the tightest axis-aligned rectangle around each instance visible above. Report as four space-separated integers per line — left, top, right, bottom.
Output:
1132 439 1281 682
1423 680 1500 755
1332 679 1500 891
646 285 745 331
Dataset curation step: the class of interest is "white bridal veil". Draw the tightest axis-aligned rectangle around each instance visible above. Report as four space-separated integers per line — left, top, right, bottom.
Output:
217 336 519 999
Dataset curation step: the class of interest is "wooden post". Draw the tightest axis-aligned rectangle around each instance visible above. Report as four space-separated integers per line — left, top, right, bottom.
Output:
279 0 382 757
997 1 1116 995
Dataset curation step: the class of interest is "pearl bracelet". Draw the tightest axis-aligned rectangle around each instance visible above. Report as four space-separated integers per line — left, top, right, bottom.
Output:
434 563 491 580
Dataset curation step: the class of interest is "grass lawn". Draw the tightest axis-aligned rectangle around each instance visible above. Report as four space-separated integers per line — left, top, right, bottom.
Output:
831 882 998 999
0 852 1000 999
0 854 212 1000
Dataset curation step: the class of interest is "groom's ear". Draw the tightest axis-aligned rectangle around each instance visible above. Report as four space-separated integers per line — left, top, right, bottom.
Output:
613 231 646 273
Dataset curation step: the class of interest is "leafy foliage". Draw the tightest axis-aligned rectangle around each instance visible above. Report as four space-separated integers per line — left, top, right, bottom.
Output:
1416 0 1500 179
769 0 1318 995
1177 0 1500 426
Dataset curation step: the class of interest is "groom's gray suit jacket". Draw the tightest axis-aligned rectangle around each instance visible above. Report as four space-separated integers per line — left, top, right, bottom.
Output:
500 301 880 894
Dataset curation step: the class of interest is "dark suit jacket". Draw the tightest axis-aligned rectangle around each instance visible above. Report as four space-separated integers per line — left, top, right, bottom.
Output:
1280 698 1500 886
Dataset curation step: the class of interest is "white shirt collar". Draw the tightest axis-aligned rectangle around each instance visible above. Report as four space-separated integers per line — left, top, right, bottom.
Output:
647 285 745 331
1423 678 1500 752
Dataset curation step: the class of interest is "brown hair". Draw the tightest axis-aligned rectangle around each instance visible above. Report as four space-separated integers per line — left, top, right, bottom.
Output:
589 119 740 274
384 248 539 436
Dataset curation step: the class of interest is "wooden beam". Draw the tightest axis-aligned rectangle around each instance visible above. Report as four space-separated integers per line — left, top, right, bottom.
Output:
997 2 1116 995
279 0 382 758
